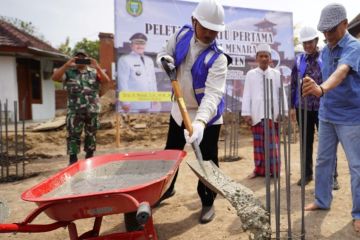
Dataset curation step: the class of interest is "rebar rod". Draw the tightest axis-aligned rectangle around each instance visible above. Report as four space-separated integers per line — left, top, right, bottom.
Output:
263 75 271 222
5 100 9 179
14 101 18 176
22 98 26 177
270 79 280 239
297 73 306 240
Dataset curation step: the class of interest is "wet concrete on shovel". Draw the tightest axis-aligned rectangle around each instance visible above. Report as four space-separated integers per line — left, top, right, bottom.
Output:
187 159 271 240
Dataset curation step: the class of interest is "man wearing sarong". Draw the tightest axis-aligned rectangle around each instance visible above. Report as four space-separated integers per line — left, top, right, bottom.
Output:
242 43 288 178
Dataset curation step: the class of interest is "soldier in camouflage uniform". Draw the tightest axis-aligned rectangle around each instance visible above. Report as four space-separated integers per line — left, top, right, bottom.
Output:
52 49 111 165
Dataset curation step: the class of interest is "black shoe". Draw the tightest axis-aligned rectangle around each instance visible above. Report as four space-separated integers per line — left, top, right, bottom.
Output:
154 189 176 207
333 178 340 190
85 150 94 159
200 206 215 224
69 154 78 165
297 176 313 186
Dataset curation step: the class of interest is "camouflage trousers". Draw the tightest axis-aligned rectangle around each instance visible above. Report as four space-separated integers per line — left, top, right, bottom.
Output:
66 111 99 155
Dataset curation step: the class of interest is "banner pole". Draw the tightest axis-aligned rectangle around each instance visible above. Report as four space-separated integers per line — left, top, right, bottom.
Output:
116 112 120 147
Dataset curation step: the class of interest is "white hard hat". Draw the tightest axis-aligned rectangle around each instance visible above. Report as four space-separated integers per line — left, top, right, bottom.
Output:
256 43 271 54
192 0 225 32
299 26 318 43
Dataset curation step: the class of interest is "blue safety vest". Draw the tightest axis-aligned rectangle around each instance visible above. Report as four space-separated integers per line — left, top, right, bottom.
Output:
174 25 225 126
296 52 322 79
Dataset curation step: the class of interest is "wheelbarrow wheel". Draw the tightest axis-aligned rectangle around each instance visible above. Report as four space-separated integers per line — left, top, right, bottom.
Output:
136 202 151 225
124 212 142 232
124 202 151 232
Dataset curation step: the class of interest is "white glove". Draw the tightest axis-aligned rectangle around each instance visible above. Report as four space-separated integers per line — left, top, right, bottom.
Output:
184 120 205 144
157 55 174 70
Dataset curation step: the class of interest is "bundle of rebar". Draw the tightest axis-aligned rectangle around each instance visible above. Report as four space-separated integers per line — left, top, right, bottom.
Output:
0 99 26 182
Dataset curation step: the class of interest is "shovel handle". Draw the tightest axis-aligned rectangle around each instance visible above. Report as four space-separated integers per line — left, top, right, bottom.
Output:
171 81 193 136
161 57 193 136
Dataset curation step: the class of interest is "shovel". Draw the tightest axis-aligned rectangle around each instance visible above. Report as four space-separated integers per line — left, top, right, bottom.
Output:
160 58 208 177
160 57 238 193
161 57 271 239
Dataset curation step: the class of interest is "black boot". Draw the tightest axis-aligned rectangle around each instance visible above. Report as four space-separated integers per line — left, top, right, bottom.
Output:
69 154 78 165
85 150 94 159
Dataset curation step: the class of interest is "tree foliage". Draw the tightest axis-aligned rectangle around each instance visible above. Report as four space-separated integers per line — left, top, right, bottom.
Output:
58 37 72 56
73 38 100 61
57 37 100 60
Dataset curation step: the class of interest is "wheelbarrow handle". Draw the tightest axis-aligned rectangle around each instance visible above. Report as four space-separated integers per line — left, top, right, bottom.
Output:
161 57 193 136
0 222 68 233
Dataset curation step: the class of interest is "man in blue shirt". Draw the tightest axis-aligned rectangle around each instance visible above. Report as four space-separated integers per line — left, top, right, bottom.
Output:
302 3 360 234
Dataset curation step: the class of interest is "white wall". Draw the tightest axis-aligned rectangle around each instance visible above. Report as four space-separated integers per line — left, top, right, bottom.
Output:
0 56 56 121
0 56 18 121
31 59 55 121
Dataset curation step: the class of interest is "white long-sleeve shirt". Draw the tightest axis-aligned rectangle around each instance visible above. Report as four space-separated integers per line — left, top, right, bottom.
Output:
156 28 227 126
241 67 288 126
118 51 157 110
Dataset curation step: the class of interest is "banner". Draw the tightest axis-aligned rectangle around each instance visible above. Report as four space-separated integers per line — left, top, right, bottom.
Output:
115 0 294 113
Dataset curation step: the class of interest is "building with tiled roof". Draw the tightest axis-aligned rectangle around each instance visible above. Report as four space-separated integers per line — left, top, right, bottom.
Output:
348 13 360 39
0 19 67 121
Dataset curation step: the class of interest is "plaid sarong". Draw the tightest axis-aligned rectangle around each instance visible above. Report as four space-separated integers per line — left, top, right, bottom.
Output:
251 119 280 176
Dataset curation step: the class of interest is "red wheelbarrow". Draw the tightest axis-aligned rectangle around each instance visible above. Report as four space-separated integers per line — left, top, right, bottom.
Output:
0 150 186 240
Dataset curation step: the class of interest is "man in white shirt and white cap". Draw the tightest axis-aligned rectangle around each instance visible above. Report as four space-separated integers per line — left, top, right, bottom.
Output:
242 43 288 178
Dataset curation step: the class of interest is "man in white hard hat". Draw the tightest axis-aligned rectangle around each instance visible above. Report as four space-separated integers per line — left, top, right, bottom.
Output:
242 43 288 179
156 0 230 224
290 26 339 189
302 3 360 234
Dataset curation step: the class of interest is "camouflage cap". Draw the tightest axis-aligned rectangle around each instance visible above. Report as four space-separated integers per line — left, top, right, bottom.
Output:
317 3 347 32
73 49 88 57
129 33 147 44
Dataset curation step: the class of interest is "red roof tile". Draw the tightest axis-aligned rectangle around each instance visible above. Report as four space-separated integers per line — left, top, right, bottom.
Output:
0 19 61 54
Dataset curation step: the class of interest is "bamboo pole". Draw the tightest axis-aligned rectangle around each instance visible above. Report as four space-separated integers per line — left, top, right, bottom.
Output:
115 113 120 148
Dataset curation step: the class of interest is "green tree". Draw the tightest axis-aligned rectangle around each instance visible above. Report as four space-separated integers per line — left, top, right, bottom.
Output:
58 37 72 56
73 38 100 61
293 23 301 47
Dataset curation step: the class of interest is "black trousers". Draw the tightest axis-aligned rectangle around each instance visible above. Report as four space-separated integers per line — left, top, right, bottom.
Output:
296 108 338 178
164 115 221 207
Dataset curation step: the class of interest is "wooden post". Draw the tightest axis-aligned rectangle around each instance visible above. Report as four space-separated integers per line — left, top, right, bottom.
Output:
115 113 120 147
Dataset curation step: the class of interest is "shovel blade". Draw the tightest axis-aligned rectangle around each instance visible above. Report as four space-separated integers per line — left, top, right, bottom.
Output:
186 159 227 196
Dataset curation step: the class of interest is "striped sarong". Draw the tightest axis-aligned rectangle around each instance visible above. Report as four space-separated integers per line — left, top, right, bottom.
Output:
251 119 280 176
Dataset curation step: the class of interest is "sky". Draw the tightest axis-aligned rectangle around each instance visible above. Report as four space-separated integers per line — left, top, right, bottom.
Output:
0 0 358 48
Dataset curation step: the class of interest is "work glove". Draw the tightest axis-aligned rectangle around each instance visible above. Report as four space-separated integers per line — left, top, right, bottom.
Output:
184 120 205 144
157 55 174 70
